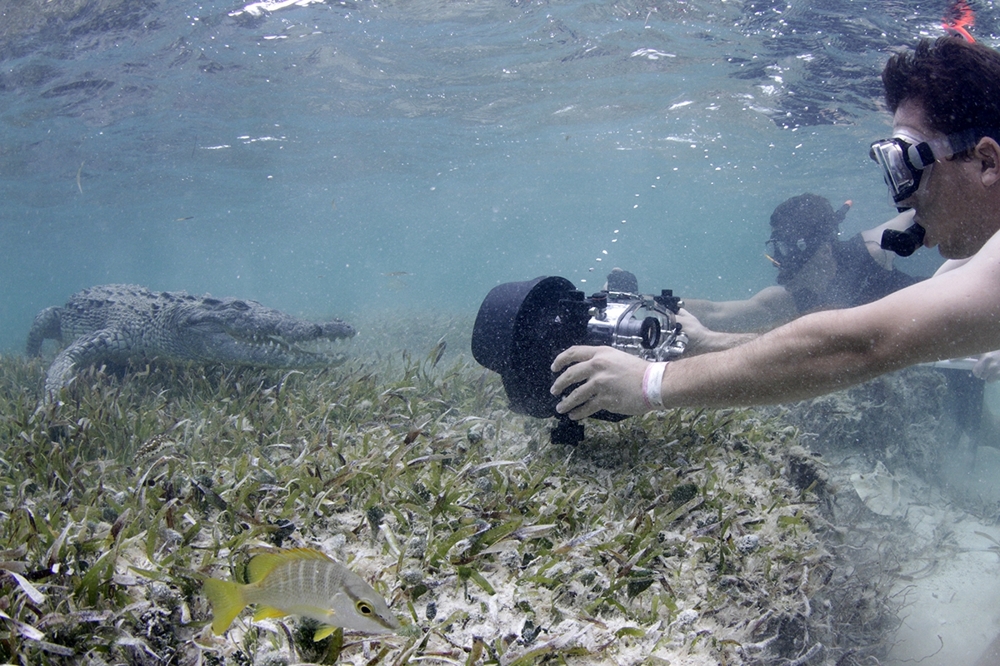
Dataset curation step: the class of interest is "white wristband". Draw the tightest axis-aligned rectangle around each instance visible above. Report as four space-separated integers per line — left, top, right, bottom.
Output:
642 362 668 410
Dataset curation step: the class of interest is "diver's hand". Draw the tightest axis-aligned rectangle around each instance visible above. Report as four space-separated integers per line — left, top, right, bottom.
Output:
675 308 756 356
973 350 1000 381
675 309 713 356
550 346 652 420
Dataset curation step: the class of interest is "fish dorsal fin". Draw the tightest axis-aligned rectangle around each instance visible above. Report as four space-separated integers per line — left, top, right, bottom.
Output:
247 547 334 583
284 547 335 561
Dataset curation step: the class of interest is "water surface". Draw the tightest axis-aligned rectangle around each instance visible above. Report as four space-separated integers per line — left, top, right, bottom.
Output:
0 0 986 350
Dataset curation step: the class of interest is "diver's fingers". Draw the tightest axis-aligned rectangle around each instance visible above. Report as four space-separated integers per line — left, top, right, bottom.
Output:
552 347 652 419
556 384 602 421
551 345 600 374
554 376 600 419
549 356 597 399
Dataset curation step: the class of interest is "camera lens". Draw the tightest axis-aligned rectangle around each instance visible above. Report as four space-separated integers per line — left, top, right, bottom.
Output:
640 317 660 349
613 315 661 349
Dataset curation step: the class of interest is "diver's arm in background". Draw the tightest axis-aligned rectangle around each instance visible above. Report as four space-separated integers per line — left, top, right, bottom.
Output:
682 285 799 333
675 309 757 355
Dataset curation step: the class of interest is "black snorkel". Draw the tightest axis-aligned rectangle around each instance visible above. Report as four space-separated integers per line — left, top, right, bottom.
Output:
834 200 852 222
880 223 926 257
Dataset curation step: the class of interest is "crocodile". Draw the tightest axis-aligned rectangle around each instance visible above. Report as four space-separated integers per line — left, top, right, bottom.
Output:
27 284 356 397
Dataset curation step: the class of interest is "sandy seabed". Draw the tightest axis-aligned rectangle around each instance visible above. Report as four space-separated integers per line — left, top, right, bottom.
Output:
777 366 1000 666
1 314 998 665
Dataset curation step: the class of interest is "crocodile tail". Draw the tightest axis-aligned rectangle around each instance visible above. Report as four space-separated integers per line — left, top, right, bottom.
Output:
42 329 130 399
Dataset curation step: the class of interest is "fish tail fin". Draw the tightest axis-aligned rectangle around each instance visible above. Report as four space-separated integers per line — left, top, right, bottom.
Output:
203 577 247 635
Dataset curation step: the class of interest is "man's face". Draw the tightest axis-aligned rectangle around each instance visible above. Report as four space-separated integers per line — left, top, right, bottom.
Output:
891 100 990 259
780 242 836 296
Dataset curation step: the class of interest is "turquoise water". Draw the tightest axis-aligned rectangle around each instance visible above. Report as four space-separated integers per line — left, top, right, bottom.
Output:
0 0 985 353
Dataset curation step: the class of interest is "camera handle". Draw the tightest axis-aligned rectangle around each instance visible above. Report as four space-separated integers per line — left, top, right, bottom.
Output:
550 416 586 446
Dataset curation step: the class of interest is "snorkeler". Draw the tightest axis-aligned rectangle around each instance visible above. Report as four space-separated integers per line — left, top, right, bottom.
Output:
680 194 922 355
549 35 1000 423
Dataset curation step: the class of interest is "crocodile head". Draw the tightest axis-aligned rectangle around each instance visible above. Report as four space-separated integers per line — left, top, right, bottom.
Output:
172 296 356 367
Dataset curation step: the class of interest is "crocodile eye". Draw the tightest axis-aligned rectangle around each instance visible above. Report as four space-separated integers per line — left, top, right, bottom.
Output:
356 600 374 616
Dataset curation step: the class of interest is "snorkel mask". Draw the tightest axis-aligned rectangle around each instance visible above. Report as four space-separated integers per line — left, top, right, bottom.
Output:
870 128 993 255
868 135 937 205
869 128 987 205
766 235 827 283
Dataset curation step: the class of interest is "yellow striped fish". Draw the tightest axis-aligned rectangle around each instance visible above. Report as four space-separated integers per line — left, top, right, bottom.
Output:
203 547 400 639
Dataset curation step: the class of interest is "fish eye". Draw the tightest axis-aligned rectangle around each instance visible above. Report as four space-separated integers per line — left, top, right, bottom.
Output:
356 600 374 616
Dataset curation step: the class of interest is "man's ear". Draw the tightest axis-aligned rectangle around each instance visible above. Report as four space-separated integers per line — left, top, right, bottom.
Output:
976 137 1000 186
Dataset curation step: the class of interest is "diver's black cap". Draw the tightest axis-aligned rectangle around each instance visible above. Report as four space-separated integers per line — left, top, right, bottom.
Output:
769 193 846 240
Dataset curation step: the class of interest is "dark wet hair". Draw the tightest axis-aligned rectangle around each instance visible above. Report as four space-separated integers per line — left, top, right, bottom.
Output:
769 193 841 240
882 37 1000 151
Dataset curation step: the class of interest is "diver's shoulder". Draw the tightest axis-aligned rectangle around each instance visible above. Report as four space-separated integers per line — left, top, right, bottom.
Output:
933 230 1000 276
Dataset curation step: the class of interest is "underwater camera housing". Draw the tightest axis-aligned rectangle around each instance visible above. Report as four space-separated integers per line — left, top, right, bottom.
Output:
472 275 687 445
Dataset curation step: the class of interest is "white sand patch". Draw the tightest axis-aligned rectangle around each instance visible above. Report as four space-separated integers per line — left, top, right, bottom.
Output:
885 446 1000 666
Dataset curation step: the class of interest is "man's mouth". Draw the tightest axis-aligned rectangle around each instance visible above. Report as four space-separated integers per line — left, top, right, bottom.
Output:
919 225 935 248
